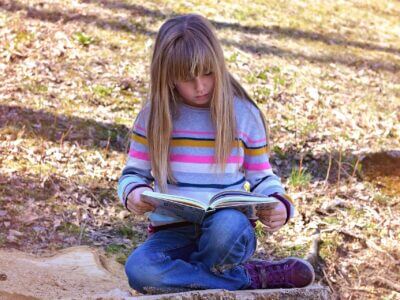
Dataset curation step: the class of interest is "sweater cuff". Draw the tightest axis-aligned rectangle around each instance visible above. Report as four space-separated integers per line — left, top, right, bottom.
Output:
123 184 153 211
269 193 294 225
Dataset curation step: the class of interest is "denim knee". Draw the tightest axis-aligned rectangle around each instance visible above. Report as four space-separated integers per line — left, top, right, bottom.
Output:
125 247 165 293
202 209 255 255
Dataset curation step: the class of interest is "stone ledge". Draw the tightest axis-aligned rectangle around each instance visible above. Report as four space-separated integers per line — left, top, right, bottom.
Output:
131 285 330 300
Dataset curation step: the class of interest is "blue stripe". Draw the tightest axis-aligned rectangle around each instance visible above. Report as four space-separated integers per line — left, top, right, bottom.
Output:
169 177 246 189
122 167 154 181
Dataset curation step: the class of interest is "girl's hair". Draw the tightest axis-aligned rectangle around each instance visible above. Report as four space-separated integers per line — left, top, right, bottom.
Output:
146 14 268 191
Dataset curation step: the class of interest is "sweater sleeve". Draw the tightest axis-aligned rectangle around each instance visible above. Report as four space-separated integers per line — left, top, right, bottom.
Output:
242 107 295 219
117 108 154 209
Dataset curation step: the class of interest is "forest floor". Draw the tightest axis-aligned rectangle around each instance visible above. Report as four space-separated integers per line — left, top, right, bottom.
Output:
0 0 399 298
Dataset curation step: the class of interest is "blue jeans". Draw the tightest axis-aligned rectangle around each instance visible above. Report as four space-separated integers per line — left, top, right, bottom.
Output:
125 209 257 294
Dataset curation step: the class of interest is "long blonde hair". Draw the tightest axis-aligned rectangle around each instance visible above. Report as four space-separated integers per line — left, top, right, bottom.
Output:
147 14 268 191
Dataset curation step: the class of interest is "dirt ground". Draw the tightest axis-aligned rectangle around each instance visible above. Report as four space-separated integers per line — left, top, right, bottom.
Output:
0 0 399 299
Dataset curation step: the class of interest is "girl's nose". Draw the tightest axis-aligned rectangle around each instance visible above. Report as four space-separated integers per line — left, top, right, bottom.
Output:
194 77 205 92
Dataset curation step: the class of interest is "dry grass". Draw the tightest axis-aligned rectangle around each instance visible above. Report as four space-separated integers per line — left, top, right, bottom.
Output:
0 0 399 298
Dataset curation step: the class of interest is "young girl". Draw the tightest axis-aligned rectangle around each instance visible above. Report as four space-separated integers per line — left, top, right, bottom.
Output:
118 14 314 294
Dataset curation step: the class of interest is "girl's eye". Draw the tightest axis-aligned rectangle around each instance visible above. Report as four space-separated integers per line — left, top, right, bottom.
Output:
204 71 213 76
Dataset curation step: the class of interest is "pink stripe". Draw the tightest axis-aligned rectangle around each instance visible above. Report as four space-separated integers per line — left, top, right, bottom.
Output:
136 125 266 144
129 150 243 164
129 150 150 161
170 154 243 164
243 161 271 171
135 125 146 134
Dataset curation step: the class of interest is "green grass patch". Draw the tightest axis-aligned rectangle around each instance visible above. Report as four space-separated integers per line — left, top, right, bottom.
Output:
92 85 114 98
272 145 287 159
320 232 342 260
288 167 312 188
372 193 393 205
57 222 81 235
21 81 48 95
273 242 310 258
105 243 130 265
254 221 266 239
73 32 95 47
0 234 6 247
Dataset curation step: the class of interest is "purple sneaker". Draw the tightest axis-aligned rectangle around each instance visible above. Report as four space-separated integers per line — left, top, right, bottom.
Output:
244 257 315 289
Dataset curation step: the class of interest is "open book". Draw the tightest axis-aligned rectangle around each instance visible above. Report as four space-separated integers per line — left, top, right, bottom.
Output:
141 190 280 224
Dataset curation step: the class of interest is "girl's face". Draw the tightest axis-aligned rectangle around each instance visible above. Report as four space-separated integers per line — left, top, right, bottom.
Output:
175 73 215 108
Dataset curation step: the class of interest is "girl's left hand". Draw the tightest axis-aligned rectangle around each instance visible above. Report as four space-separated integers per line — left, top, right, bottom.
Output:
257 201 287 232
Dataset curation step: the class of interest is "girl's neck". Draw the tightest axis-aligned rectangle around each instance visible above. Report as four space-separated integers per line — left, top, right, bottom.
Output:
179 100 210 111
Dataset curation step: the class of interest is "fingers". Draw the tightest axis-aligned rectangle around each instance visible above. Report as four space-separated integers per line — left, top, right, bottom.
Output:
257 208 286 216
259 214 285 222
263 220 285 232
127 198 155 215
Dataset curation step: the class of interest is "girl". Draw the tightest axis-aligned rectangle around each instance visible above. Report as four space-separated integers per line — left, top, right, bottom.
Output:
118 14 314 294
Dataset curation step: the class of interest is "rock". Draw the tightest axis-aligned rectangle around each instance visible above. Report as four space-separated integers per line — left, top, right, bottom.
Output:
129 285 330 299
0 246 133 299
0 246 330 299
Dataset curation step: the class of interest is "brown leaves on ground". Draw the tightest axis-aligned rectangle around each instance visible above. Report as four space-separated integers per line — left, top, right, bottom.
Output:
0 0 399 299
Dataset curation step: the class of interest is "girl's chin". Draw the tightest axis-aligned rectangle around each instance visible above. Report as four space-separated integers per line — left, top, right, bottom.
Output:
183 98 211 108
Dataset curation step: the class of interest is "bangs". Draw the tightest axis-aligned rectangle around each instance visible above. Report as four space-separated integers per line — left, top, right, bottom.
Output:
166 35 215 85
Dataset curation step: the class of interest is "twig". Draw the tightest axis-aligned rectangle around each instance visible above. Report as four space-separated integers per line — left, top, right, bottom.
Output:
365 240 398 264
105 135 111 153
348 287 380 295
337 149 342 185
59 125 73 148
322 267 335 294
299 154 303 173
351 155 361 178
81 186 105 208
324 151 332 186
371 276 400 292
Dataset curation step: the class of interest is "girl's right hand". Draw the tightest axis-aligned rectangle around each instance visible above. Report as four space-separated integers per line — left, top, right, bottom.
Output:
126 187 155 215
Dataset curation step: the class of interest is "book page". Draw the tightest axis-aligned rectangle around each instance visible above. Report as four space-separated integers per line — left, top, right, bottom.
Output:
210 195 279 209
141 191 208 209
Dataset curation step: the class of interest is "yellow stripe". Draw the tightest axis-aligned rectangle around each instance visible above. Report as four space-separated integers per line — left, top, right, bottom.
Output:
244 146 268 156
132 133 148 145
171 139 215 147
132 134 268 156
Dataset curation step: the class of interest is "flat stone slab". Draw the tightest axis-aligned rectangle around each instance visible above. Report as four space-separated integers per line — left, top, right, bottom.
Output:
0 246 329 299
0 246 132 299
131 285 330 299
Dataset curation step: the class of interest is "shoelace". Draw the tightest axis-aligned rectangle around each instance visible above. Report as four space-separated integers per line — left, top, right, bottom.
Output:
255 263 290 288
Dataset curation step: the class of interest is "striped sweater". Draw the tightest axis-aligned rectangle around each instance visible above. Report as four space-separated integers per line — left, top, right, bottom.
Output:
118 97 294 226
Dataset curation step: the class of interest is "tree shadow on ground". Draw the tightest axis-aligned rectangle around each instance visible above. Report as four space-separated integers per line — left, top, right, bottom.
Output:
0 104 130 153
1 1 399 73
81 0 400 57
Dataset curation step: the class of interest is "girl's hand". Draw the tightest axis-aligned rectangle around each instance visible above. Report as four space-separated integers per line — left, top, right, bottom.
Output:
257 201 287 232
126 187 155 215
